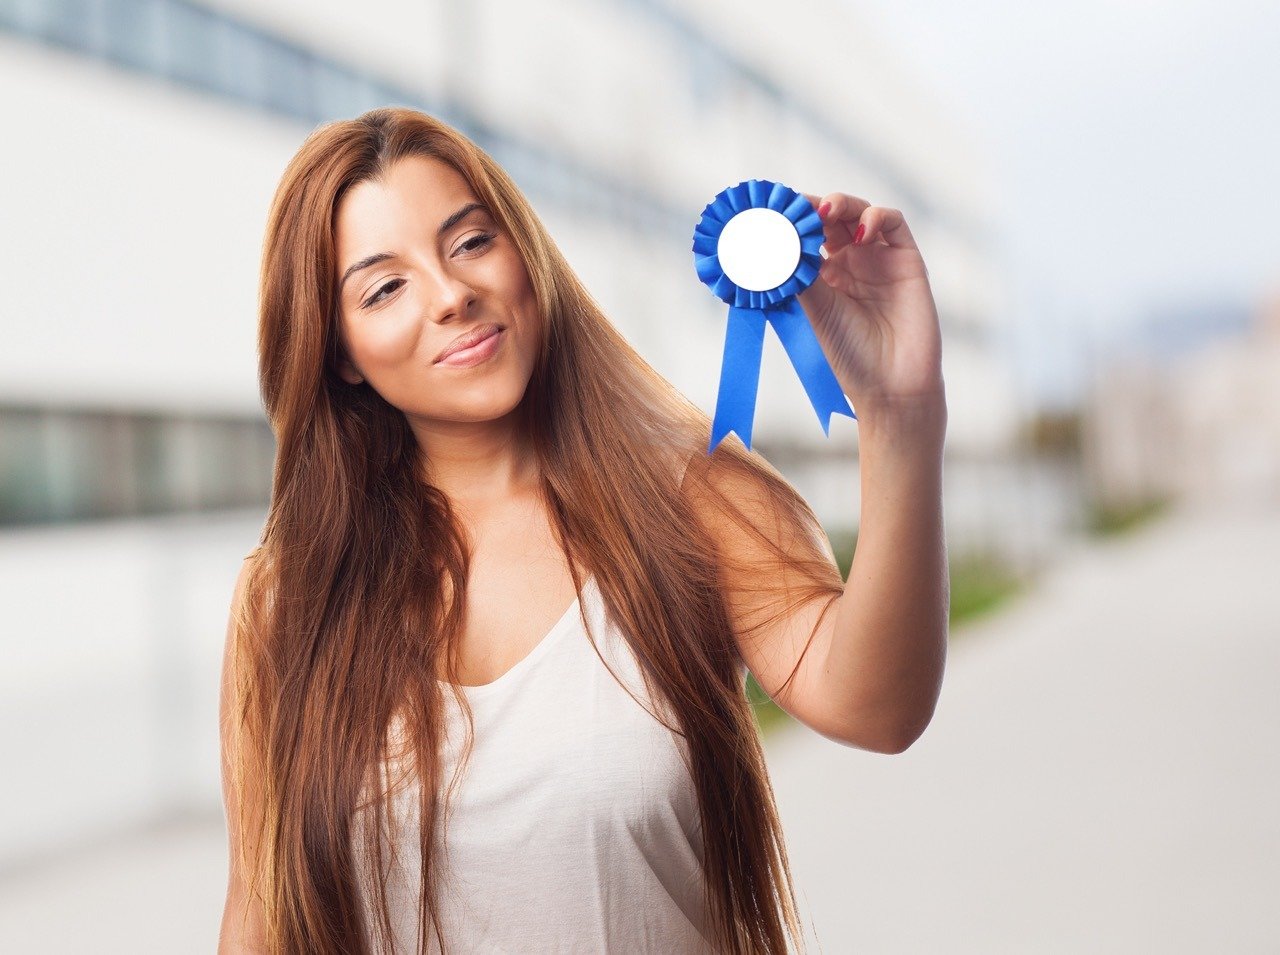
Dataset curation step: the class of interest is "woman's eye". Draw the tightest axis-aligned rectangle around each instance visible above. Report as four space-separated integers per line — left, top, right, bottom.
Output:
458 232 496 254
362 278 404 309
358 235 493 309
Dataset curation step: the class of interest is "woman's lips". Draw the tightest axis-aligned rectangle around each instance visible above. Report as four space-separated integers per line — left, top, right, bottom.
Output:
435 327 504 367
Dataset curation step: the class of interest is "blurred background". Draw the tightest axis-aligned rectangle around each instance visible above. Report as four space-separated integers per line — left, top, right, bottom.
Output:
1 0 1276 951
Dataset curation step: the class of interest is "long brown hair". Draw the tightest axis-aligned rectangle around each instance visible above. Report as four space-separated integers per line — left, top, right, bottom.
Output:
225 106 845 954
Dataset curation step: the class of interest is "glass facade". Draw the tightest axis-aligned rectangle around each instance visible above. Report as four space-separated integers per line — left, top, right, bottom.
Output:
0 406 274 526
0 0 687 237
0 0 413 126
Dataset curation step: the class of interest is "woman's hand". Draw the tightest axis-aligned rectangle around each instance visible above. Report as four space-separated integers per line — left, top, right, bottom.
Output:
797 192 946 421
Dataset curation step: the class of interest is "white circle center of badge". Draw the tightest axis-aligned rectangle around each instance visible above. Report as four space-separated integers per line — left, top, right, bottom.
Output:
716 208 801 292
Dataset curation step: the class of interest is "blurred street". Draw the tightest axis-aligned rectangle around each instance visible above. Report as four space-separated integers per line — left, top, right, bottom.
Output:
2 499 1276 952
769 497 1280 953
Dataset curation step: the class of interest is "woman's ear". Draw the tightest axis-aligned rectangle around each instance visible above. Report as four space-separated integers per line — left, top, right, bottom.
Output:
336 356 364 385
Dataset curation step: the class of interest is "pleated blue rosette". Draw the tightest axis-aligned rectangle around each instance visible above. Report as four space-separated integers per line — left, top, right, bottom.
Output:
693 178 856 453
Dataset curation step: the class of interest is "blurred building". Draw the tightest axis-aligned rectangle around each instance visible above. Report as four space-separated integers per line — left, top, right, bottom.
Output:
1083 287 1280 510
0 0 1016 872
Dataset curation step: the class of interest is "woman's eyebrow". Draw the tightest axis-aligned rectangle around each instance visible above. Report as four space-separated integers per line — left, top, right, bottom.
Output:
437 201 486 238
340 251 398 294
339 202 488 294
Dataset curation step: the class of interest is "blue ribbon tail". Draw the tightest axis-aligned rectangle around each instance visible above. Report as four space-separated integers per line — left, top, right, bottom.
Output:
708 306 766 453
767 298 857 433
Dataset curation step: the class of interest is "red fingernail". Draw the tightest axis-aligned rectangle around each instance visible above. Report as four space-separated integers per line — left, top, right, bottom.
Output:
853 223 866 245
818 202 831 218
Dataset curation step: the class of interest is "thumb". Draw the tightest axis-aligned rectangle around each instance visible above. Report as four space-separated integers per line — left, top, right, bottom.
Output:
797 267 838 327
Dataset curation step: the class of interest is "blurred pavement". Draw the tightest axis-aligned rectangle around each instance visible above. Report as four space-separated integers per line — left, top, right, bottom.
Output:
769 498 1280 954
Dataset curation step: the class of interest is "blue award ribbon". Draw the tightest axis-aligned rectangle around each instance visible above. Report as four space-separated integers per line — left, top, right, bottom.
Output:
692 178 856 453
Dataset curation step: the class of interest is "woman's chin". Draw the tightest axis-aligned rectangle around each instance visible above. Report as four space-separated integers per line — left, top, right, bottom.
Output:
422 382 533 424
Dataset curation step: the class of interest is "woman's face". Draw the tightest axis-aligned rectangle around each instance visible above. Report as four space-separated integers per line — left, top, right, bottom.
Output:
332 155 540 424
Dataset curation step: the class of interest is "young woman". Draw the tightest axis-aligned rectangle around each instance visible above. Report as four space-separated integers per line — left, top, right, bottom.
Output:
219 106 948 955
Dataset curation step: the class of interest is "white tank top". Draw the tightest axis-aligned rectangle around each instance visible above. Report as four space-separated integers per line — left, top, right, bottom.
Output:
351 574 717 953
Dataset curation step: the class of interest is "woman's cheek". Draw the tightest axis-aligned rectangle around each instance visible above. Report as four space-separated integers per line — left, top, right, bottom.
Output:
359 311 422 370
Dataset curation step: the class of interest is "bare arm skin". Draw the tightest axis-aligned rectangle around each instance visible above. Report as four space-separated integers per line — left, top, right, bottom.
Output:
822 397 947 752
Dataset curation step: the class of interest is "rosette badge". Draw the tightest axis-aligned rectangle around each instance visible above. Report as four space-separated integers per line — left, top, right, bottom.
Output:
693 178 856 453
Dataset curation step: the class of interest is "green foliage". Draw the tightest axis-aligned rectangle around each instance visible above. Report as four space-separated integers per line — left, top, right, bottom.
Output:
1085 495 1170 537
947 553 1022 627
828 528 858 578
745 670 793 737
1019 408 1083 457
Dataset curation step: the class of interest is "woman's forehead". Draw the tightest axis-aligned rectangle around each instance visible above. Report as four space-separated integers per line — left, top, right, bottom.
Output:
334 158 482 261
341 157 473 221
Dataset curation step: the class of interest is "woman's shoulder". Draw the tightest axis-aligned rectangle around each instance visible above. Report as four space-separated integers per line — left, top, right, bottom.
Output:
681 446 839 576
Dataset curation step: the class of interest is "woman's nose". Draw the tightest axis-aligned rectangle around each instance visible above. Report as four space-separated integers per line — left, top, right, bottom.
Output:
424 269 478 323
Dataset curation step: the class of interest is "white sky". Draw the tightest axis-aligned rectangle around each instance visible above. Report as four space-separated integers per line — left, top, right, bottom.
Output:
851 0 1280 407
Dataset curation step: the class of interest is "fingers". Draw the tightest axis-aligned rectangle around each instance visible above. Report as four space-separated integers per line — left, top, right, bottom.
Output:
802 192 862 253
849 203 918 251
802 191 919 253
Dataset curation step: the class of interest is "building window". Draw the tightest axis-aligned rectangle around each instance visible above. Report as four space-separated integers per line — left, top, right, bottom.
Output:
0 406 275 527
